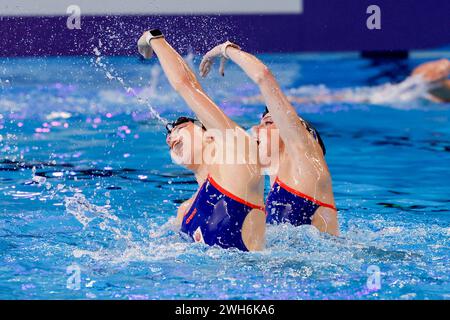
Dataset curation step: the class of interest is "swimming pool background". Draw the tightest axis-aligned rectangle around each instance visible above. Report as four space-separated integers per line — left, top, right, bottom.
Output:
0 51 449 299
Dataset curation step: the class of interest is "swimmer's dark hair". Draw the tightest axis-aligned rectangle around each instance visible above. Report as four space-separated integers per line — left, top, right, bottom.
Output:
262 107 327 156
165 116 206 135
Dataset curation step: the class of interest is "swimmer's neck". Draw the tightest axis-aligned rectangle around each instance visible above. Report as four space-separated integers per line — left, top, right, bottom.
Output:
192 165 209 187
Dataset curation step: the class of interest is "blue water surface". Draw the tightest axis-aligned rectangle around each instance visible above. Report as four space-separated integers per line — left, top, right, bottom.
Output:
0 51 449 299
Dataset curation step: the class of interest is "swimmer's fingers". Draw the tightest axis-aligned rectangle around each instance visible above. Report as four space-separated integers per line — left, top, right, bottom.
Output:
199 56 213 77
199 58 209 77
219 57 227 77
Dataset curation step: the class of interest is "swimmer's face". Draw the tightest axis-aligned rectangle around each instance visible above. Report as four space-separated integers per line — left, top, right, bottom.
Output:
166 121 204 169
253 113 282 168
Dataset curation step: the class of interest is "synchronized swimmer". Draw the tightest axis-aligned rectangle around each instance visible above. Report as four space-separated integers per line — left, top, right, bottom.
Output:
137 29 339 251
200 41 339 235
138 29 266 251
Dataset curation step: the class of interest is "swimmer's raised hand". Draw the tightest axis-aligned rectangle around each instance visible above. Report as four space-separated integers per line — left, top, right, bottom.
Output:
137 29 164 59
199 41 241 77
412 58 450 83
137 31 154 59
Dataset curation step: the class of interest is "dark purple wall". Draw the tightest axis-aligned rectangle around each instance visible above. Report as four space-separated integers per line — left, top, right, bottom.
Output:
1 0 449 56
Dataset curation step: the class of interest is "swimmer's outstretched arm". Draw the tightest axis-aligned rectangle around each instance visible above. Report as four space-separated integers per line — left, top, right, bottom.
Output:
200 42 313 153
142 34 239 131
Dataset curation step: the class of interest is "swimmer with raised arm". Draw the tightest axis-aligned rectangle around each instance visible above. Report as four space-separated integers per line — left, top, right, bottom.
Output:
137 30 265 251
200 42 339 236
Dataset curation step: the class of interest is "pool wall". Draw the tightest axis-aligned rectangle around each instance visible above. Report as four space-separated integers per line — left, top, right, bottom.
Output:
0 0 449 56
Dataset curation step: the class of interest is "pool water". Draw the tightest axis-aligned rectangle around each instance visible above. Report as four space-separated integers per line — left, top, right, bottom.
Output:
0 51 449 299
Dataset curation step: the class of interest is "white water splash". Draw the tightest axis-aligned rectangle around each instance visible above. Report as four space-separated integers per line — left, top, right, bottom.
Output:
64 192 150 263
64 192 117 228
286 75 437 107
92 44 168 125
357 75 435 104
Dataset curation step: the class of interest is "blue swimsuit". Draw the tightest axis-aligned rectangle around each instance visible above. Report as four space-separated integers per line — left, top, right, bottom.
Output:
180 175 264 251
266 177 336 226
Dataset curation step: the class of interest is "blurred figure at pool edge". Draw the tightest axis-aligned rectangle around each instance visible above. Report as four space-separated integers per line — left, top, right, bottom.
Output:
200 42 339 236
138 30 266 251
245 58 450 104
411 58 450 102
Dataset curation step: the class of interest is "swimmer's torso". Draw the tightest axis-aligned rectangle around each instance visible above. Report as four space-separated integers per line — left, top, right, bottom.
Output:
266 176 336 226
266 137 337 229
180 175 265 251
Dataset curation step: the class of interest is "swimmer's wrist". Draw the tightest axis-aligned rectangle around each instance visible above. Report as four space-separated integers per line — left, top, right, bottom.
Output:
145 29 164 45
222 41 241 59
